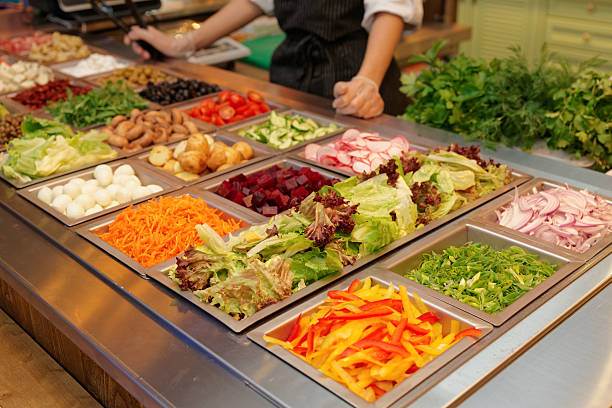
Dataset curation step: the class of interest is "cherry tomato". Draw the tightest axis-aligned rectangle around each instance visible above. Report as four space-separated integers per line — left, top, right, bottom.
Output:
260 103 270 113
229 93 247 108
212 114 225 126
232 114 246 122
235 104 250 114
219 105 236 121
247 91 264 104
217 90 231 104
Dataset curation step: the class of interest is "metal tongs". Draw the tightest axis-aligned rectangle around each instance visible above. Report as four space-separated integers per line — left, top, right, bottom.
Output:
88 0 165 61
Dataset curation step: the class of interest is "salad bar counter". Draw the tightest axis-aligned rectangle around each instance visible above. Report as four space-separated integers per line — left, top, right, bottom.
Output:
0 33 611 408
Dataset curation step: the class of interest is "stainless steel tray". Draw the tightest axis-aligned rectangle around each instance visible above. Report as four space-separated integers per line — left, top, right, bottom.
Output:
248 268 493 408
90 107 216 159
195 156 346 219
290 131 435 177
50 55 135 78
134 131 272 187
17 158 180 227
379 220 583 326
469 178 612 262
223 109 348 154
75 186 265 277
169 90 287 130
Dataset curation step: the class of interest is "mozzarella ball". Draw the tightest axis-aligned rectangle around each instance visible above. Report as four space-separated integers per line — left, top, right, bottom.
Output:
81 182 99 197
51 194 72 213
52 185 64 199
107 200 119 208
113 174 129 186
114 164 135 177
105 184 119 200
70 178 86 188
63 182 82 199
146 184 163 194
124 179 140 193
85 204 103 216
74 194 96 211
66 202 85 219
85 179 99 187
94 164 113 186
132 186 152 200
37 187 53 204
93 189 111 207
115 186 132 203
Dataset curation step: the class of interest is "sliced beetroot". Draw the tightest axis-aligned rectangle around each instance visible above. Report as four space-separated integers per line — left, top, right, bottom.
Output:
214 164 339 216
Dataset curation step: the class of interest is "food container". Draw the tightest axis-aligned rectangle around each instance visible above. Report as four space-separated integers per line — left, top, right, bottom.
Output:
136 132 271 187
380 220 583 326
75 187 265 277
291 131 435 177
224 109 347 154
17 159 180 226
196 156 347 218
50 55 135 79
93 106 215 158
0 78 96 113
470 178 612 262
82 65 184 92
171 90 287 129
248 268 493 408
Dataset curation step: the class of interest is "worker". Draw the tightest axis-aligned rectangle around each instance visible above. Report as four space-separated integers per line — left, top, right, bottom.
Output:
125 0 423 119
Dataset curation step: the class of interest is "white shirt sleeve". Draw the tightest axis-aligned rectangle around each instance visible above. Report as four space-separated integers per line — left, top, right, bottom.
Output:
363 0 424 32
249 0 274 14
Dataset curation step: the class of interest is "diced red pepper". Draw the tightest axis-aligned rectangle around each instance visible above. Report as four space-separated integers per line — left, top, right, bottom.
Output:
417 312 439 324
347 279 361 293
391 318 407 345
286 313 302 342
406 323 430 335
454 328 482 341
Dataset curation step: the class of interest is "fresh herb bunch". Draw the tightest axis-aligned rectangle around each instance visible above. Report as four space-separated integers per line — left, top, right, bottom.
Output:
546 71 612 171
46 80 148 128
400 41 603 150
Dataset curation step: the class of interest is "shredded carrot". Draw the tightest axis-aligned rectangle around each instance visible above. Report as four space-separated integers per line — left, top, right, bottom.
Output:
96 195 245 267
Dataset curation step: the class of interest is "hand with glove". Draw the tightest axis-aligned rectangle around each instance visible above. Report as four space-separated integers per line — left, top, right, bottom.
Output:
124 26 195 60
332 76 384 119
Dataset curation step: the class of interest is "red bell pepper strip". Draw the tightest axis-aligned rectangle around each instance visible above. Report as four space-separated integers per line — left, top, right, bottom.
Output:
319 310 393 321
405 364 419 374
417 312 439 324
286 313 302 342
369 384 387 397
391 318 407 345
347 279 361 293
406 323 430 335
454 328 482 341
410 334 431 346
352 339 409 358
293 346 307 355
359 299 403 312
372 349 391 361
327 290 362 301
306 326 315 356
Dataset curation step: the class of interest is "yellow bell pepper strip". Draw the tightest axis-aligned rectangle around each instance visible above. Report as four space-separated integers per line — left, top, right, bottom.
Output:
264 279 483 402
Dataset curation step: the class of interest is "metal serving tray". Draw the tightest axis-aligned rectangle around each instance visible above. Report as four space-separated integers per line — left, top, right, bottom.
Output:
380 220 583 326
135 132 271 187
75 187 265 277
470 178 612 262
50 55 135 79
196 156 346 219
248 268 493 408
291 131 435 177
223 109 347 154
17 158 180 227
169 90 287 130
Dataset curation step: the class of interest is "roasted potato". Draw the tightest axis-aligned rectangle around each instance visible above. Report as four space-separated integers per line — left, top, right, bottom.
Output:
207 148 227 171
162 159 178 174
149 145 172 166
173 140 188 159
224 148 242 166
178 150 207 174
175 171 200 182
186 133 210 156
232 141 253 160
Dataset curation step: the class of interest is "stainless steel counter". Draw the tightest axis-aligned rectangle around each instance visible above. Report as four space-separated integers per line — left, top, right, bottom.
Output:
1 41 611 408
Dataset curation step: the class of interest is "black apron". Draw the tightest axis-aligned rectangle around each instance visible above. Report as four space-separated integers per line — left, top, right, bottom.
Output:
270 0 408 115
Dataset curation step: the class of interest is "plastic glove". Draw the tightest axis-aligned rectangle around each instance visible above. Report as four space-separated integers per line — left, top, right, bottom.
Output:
124 26 195 60
332 76 384 119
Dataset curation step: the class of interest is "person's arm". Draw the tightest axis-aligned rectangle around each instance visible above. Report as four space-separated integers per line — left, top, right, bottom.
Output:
125 0 264 59
332 12 404 118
